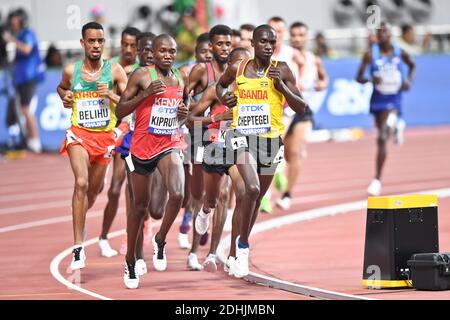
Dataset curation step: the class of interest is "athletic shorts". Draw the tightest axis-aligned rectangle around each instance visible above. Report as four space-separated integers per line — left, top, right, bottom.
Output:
188 127 208 164
113 122 130 148
129 149 179 177
60 126 116 165
225 130 284 176
202 142 232 176
16 81 37 106
286 106 314 136
116 130 133 160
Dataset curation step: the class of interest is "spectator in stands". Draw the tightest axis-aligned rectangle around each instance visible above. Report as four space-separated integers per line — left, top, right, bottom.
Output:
45 44 63 69
176 8 201 63
240 24 255 55
2 8 44 153
314 32 330 58
398 24 432 55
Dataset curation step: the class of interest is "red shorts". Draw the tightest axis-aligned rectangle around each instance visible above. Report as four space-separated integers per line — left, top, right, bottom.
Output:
114 122 130 148
60 126 116 165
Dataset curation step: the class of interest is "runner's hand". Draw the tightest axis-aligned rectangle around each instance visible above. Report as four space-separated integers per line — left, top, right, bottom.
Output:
96 82 110 98
62 91 74 109
268 66 284 91
143 80 166 98
177 102 188 121
401 79 412 92
372 76 382 85
216 109 233 121
220 92 238 108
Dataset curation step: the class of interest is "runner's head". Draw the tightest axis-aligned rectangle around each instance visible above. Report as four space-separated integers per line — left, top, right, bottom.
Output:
231 29 241 49
209 24 232 64
81 22 105 61
289 22 308 51
152 34 177 71
120 27 140 63
240 24 255 52
137 32 156 66
268 16 286 51
228 47 251 66
195 33 213 63
253 24 277 61
377 22 392 46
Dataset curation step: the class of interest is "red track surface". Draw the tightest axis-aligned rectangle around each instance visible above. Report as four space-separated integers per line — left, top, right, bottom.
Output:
1 127 449 300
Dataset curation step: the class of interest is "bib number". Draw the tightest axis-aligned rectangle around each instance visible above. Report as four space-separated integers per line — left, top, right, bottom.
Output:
236 104 271 135
230 136 248 151
77 98 110 129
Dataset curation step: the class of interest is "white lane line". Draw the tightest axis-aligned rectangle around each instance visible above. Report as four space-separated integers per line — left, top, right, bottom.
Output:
216 187 450 301
49 186 450 300
49 218 176 301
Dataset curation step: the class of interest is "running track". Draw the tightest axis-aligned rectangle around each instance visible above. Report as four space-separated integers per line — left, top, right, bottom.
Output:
1 127 449 300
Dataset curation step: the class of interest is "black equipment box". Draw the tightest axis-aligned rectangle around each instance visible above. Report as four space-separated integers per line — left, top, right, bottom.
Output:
408 253 450 291
362 195 439 289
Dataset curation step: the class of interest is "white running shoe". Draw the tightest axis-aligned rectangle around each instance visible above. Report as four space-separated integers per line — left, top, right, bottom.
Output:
98 238 118 258
224 256 235 276
27 138 42 154
276 196 291 211
152 235 167 272
187 253 203 271
71 245 86 270
136 259 147 276
195 210 211 235
203 254 218 273
395 119 406 146
123 261 139 289
233 236 250 278
178 232 191 250
368 179 382 196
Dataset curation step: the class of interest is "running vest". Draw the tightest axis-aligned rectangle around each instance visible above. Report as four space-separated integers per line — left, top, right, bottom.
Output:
191 62 216 104
111 56 140 76
297 51 318 101
70 59 116 132
131 66 184 160
370 43 405 96
208 103 231 148
233 58 286 138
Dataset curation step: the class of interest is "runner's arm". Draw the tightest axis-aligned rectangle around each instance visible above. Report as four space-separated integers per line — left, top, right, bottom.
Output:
115 68 151 119
216 62 238 107
315 56 329 91
401 50 416 91
57 63 75 109
187 85 219 128
108 62 128 104
186 63 206 110
356 51 372 84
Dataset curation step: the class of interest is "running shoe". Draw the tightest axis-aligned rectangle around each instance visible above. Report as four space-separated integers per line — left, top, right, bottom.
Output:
123 261 139 289
71 245 86 270
136 259 147 276
152 235 167 272
274 171 288 193
233 237 250 278
195 210 210 235
187 253 203 271
179 211 192 234
224 256 235 276
178 232 191 249
276 196 291 211
259 195 273 214
368 179 382 197
98 238 118 258
203 254 218 273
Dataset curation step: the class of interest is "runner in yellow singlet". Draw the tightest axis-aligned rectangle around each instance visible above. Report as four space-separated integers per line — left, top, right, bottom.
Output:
216 24 308 278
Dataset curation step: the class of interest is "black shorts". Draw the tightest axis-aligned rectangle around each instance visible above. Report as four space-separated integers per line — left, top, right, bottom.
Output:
188 126 209 164
130 149 178 177
225 130 284 176
286 106 314 136
202 142 232 176
16 81 37 106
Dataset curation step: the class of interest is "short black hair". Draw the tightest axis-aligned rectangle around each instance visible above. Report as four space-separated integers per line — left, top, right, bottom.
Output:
240 24 255 32
290 21 308 30
82 22 104 39
196 32 210 45
229 47 250 62
122 27 141 39
253 24 275 40
232 29 241 37
138 32 156 42
209 24 232 42
268 16 285 24
401 24 413 35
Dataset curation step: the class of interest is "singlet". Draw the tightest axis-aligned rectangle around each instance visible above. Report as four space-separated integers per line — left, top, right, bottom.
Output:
130 66 184 160
111 56 140 76
370 43 405 97
70 59 116 132
190 62 217 131
208 103 231 149
232 58 286 138
297 51 319 101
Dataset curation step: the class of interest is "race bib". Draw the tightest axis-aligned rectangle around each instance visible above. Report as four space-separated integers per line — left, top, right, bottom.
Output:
236 104 271 135
273 145 284 164
374 64 402 95
77 98 111 129
218 120 232 148
148 98 180 135
230 136 248 151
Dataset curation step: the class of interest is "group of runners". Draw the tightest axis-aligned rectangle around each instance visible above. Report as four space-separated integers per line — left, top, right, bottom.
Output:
57 17 415 289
